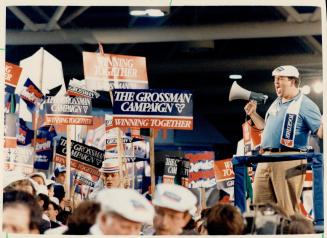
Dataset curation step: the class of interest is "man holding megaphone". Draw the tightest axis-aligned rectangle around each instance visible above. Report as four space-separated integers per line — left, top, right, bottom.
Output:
244 65 323 217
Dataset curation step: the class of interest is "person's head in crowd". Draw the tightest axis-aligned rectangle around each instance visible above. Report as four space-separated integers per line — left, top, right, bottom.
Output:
3 171 38 196
206 203 245 235
29 172 46 186
196 207 212 235
36 185 50 211
99 158 121 189
46 197 61 222
152 183 197 235
93 188 154 235
64 200 100 235
54 166 66 185
272 65 300 98
285 214 315 234
3 190 42 234
46 179 55 197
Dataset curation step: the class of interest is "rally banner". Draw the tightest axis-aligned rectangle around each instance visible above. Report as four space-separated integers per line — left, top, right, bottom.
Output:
83 52 148 91
44 96 93 125
20 78 44 111
113 89 193 130
67 79 100 99
55 137 105 177
242 120 262 155
185 151 216 188
34 125 57 170
5 62 22 92
75 172 96 188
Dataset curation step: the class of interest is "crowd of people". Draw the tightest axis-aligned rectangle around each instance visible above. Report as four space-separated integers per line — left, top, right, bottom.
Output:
3 65 323 235
3 159 316 235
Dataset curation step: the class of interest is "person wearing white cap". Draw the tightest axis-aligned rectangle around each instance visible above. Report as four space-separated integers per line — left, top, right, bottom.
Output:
89 188 154 235
152 183 197 235
244 65 323 217
46 197 62 229
29 172 47 186
89 158 121 199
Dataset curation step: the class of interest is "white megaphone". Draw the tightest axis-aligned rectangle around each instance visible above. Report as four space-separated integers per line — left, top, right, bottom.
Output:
229 81 268 104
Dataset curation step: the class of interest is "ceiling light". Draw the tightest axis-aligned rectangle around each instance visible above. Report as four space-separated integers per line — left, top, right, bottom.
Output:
313 81 323 94
145 9 165 17
229 74 242 80
130 10 146 16
301 85 311 95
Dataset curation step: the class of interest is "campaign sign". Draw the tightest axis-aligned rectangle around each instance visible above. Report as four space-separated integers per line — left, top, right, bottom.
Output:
55 137 105 178
5 62 22 92
185 151 216 188
44 96 93 125
113 89 193 130
67 83 100 99
214 158 235 189
163 157 180 184
20 78 44 111
83 52 148 91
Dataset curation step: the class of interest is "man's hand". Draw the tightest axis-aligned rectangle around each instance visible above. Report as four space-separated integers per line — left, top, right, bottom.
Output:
244 100 257 116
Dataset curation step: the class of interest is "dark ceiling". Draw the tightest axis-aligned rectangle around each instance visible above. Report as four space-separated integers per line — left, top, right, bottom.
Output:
5 5 323 155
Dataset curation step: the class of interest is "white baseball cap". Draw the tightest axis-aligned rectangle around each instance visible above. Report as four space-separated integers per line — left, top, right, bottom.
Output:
272 65 299 78
99 158 120 173
96 188 154 225
152 183 197 213
46 179 55 187
49 196 60 207
3 171 26 188
29 172 47 184
37 185 49 196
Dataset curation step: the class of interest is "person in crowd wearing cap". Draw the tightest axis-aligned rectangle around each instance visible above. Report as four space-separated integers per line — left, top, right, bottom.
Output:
89 188 154 235
206 204 245 235
46 179 55 197
89 158 121 199
3 190 42 234
36 185 51 233
53 166 66 203
151 183 197 235
244 65 323 217
29 172 47 186
46 197 62 229
4 171 38 196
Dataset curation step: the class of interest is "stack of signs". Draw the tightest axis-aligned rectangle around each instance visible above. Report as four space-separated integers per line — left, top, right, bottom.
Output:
5 62 22 93
55 137 104 179
214 158 235 196
113 89 193 130
184 151 216 188
83 52 148 91
44 96 93 125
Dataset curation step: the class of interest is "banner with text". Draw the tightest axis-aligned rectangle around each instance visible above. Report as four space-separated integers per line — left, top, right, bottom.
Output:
67 79 100 99
83 52 148 91
55 137 105 178
113 89 193 130
44 96 93 125
185 151 216 188
214 158 235 189
5 62 22 92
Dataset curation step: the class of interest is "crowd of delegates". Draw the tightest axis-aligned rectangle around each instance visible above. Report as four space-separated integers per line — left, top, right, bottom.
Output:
3 157 316 235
